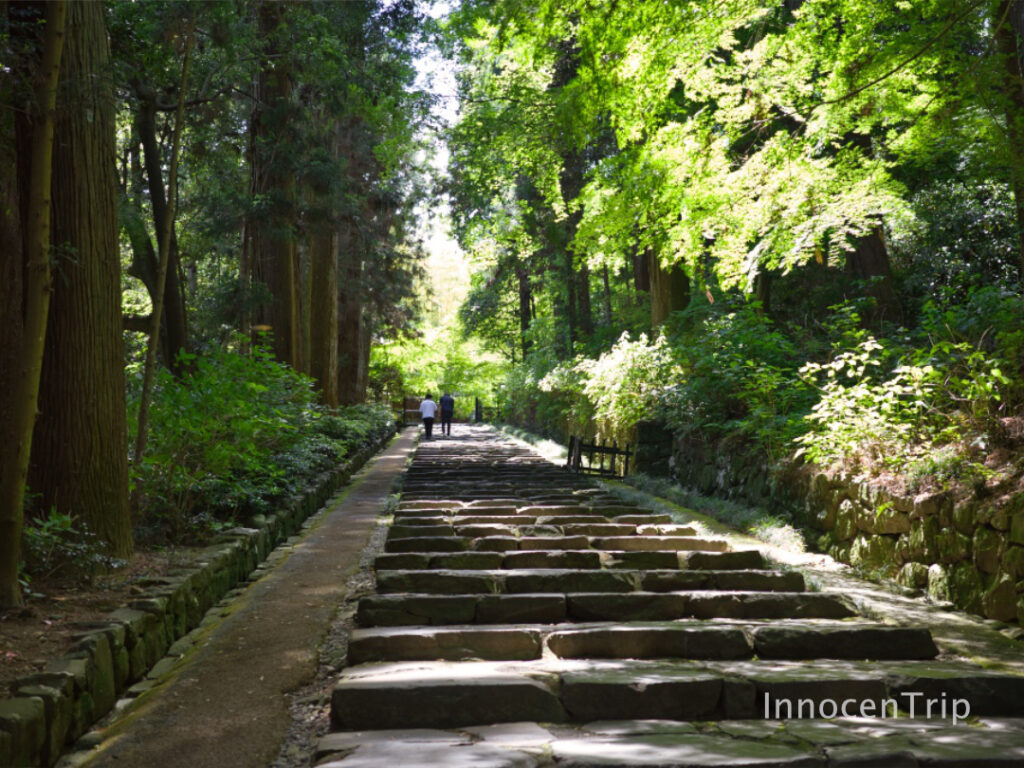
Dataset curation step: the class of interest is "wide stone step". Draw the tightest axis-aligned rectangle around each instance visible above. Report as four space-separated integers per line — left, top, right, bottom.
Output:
315 719 1024 768
348 622 938 664
357 591 855 626
375 550 769 572
373 569 805 595
590 536 729 552
331 658 1024 730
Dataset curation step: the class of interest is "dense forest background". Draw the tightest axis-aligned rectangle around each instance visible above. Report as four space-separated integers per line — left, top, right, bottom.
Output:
3 0 1024 610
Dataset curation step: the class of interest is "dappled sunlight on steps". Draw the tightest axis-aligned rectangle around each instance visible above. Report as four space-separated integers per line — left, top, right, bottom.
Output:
318 425 1024 767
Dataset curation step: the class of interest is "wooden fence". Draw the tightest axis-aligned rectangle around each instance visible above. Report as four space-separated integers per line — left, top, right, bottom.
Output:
565 436 633 478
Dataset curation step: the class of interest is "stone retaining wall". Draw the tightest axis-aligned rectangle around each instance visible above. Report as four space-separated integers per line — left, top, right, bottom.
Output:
645 426 1024 630
0 424 397 768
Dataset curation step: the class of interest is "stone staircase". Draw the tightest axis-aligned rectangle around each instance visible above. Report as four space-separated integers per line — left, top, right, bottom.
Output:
317 427 1024 767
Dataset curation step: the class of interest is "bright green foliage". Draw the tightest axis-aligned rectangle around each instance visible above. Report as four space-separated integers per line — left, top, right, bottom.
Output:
128 344 393 543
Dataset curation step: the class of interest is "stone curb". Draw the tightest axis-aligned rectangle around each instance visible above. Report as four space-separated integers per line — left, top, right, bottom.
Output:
0 422 397 768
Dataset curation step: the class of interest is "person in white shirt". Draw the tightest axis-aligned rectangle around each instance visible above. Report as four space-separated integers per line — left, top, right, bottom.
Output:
419 394 438 439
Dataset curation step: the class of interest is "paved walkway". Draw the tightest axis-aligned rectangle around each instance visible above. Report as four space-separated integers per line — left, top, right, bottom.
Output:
318 426 1024 767
72 429 418 768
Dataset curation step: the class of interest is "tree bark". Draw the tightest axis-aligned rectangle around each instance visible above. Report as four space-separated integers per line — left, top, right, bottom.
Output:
516 263 533 360
0 0 66 609
337 213 364 405
845 227 901 326
995 0 1024 280
251 0 301 367
29 0 132 558
134 92 189 373
649 249 690 327
309 227 339 406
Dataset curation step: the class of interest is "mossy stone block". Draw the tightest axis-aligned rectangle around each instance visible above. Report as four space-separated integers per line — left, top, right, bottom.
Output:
0 697 46 768
16 684 71 765
973 527 1003 574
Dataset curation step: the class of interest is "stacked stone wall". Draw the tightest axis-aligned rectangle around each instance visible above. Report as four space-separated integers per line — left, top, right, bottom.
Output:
650 426 1024 628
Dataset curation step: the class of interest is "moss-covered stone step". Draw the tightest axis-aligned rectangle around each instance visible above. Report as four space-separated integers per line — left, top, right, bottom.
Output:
372 568 805 595
375 550 767 571
589 536 729 552
330 658 1024 729
356 591 855 627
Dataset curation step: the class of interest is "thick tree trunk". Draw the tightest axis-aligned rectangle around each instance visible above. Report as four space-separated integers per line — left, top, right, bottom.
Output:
845 227 901 326
576 262 593 339
337 215 363 405
134 94 189 373
309 228 339 406
29 0 132 558
601 264 613 325
995 0 1024 280
632 245 651 296
251 1 300 367
0 0 66 609
649 249 690 327
516 264 533 360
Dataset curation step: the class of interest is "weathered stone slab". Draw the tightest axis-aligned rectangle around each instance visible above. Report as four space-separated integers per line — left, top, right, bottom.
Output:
357 595 478 627
319 741 539 767
455 516 535 526
687 592 856 620
604 551 682 570
399 500 463 510
591 536 729 552
561 667 722 720
504 569 640 594
710 571 806 592
551 733 822 766
567 593 690 621
456 524 518 538
332 673 566 729
388 525 456 539
375 553 431 570
680 550 765 570
752 627 938 660
0 697 46 768
639 571 711 592
519 506 589 516
888 672 1024 716
562 524 637 537
518 536 591 550
475 537 521 552
503 551 603 569
430 552 505 570
348 627 543 664
386 536 470 553
476 595 567 624
375 570 498 595
636 525 697 536
614 514 673 525
463 721 554 747
547 627 753 660
536 515 609 525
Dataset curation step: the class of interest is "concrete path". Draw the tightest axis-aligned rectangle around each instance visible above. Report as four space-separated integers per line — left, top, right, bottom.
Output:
71 428 417 768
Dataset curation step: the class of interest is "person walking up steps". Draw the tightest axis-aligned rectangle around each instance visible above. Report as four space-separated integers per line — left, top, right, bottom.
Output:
419 393 438 439
439 391 455 436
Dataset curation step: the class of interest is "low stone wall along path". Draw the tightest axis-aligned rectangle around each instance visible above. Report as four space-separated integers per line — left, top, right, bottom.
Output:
319 426 1024 767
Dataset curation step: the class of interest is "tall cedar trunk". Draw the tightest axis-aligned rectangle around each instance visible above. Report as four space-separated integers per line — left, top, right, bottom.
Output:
337 212 363 405
356 314 371 402
309 227 339 406
134 93 189 372
649 248 690 327
995 0 1024 279
845 227 901 326
632 244 651 299
516 263 532 360
754 271 772 315
601 264 613 325
252 1 300 367
576 262 593 338
28 0 132 557
0 0 66 608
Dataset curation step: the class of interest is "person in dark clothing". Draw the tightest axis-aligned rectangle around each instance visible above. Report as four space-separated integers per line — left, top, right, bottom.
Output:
439 392 455 436
419 393 438 439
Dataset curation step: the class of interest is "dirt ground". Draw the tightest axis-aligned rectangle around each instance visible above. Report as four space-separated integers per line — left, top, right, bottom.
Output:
0 550 197 697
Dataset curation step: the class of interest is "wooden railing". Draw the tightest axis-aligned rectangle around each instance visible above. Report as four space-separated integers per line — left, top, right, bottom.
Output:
565 435 633 477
